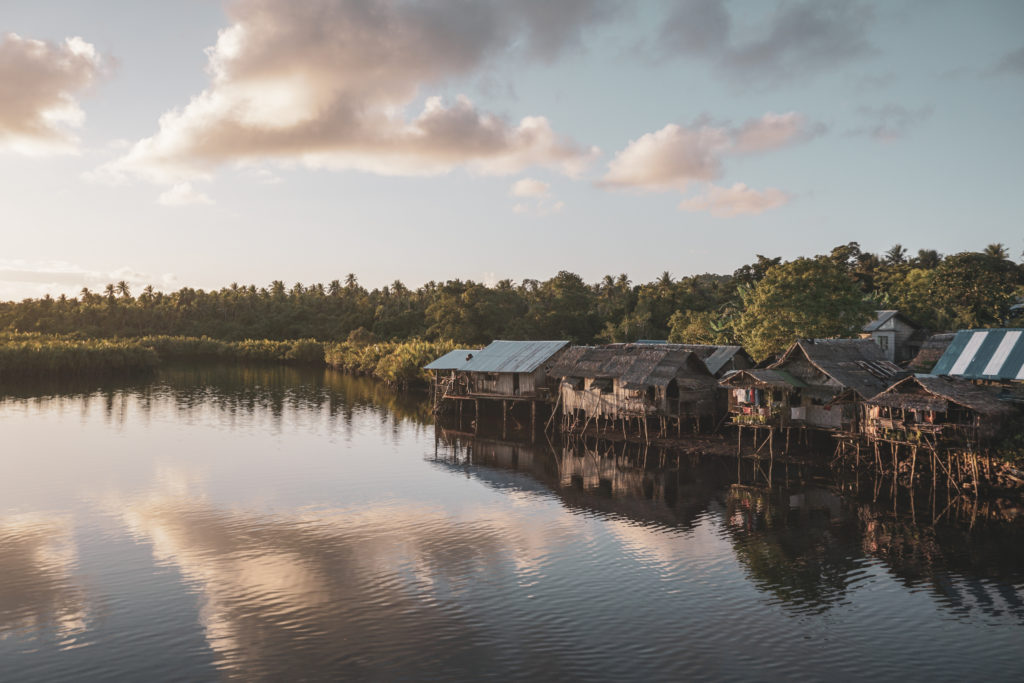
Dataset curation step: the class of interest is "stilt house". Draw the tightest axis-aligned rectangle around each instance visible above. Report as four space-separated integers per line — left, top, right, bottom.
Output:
864 375 1016 447
425 340 569 401
547 344 720 423
722 339 905 432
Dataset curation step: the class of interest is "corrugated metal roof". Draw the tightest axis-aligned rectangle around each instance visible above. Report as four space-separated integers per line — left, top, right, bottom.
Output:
424 349 480 371
460 340 569 373
932 329 1024 380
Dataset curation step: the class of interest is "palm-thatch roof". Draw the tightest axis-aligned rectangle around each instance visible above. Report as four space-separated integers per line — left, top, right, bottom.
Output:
772 339 906 399
868 375 1016 416
549 346 715 390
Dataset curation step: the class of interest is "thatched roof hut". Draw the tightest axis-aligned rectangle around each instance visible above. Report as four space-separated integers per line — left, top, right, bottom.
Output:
865 375 1017 442
548 345 719 420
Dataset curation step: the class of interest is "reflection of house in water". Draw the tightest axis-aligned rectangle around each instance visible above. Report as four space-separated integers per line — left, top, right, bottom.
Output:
433 430 734 531
857 502 1024 622
723 485 863 613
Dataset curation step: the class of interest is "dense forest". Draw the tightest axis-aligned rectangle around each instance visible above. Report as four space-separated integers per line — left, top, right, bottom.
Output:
2 242 1022 362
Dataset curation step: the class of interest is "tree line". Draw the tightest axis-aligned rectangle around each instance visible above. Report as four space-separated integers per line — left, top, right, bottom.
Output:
2 243 1022 361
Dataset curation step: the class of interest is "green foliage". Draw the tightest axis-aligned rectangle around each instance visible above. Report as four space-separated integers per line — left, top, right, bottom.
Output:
0 243 1020 366
0 332 158 380
667 310 734 344
324 339 455 387
735 258 874 361
928 252 1023 329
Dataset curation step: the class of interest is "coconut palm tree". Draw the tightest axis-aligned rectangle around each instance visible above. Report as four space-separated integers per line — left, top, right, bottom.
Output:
984 243 1009 259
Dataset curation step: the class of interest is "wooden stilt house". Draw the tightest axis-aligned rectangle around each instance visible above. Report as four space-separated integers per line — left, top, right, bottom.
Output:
723 339 906 432
547 344 720 424
863 375 1016 448
424 340 569 401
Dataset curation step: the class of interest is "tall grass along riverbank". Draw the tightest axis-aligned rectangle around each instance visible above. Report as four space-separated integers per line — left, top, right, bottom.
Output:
0 333 452 387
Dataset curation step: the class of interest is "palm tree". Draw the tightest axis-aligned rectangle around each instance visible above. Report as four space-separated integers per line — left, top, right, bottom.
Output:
344 273 358 288
984 243 1009 259
884 244 907 265
912 249 941 269
115 280 131 298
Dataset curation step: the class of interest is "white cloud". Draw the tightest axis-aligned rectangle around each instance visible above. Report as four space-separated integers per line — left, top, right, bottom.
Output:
0 33 104 155
678 183 788 217
602 112 817 192
157 182 214 207
603 123 728 192
98 0 602 192
510 177 550 197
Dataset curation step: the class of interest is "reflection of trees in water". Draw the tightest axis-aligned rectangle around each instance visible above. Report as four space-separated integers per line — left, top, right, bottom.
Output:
0 514 90 644
723 486 865 614
0 363 433 430
117 490 583 679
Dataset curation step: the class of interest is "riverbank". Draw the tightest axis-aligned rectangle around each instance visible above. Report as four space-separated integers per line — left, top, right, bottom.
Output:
0 332 453 387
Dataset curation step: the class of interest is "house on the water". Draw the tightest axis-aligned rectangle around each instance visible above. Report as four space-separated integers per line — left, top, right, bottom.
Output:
860 310 921 364
547 344 720 432
863 375 1015 448
721 339 905 433
424 340 570 432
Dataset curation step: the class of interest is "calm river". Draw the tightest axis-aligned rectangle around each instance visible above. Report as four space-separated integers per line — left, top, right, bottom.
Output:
2 365 1023 681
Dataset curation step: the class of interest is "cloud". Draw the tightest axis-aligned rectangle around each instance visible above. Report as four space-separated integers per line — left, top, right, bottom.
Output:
510 178 563 214
158 182 214 207
991 45 1024 77
510 177 550 197
733 111 824 153
98 0 605 190
0 259 178 301
657 0 873 83
678 183 788 217
848 104 933 141
602 123 728 191
601 112 818 191
0 33 104 155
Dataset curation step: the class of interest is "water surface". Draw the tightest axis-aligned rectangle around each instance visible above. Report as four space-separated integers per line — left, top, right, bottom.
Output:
2 365 1023 681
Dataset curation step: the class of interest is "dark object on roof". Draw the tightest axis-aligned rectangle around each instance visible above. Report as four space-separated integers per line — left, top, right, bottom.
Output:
424 349 481 371
772 339 906 399
931 329 1024 381
458 340 569 373
869 375 1015 416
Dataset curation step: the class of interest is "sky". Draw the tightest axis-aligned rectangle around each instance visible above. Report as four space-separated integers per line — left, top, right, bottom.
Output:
1 0 1023 301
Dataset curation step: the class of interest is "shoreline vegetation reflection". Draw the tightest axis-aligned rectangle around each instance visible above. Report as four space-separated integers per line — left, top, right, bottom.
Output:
2 364 1023 680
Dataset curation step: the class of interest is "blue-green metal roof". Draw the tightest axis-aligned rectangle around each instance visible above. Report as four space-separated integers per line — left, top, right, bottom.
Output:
424 349 479 371
932 329 1024 380
461 340 569 373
